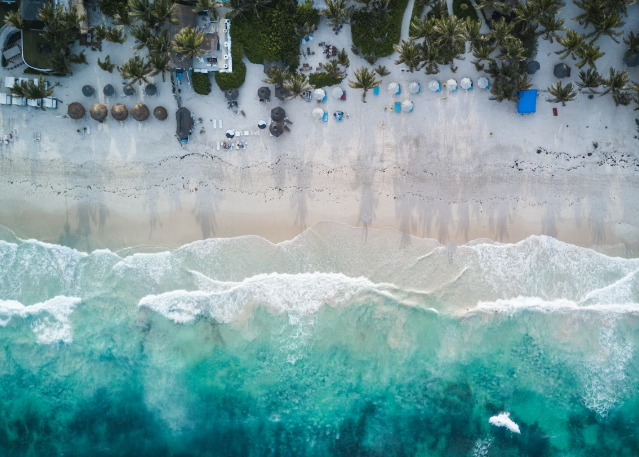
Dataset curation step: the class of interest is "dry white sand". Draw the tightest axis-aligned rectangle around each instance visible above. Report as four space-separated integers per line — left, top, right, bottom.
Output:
0 4 638 254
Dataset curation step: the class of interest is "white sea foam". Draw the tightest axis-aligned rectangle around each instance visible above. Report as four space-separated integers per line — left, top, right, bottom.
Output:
471 436 494 457
488 412 520 433
0 296 81 344
472 297 639 315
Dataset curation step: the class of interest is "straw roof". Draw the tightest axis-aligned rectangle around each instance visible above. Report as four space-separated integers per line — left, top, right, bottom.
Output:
154 106 168 120
111 103 129 121
89 103 108 122
269 121 284 137
132 103 150 121
68 102 85 119
103 84 115 96
271 107 286 122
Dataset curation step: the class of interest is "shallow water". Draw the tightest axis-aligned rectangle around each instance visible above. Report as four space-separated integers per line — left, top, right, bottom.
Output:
1 222 638 456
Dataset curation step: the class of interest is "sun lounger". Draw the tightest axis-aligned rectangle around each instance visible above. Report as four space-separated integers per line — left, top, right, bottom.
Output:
219 120 222 129
244 130 249 136
213 120 217 129
394 102 401 113
322 112 328 122
217 141 220 150
373 86 379 96
396 85 401 95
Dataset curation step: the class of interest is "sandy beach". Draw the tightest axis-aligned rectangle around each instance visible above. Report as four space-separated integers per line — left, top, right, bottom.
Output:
1 3 639 254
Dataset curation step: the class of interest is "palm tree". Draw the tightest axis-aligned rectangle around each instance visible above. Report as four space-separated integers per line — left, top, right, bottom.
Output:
489 83 516 103
548 81 577 105
577 68 601 93
513 74 533 93
62 5 84 30
131 25 152 51
463 18 484 51
612 91 633 106
337 48 350 68
26 77 55 109
118 56 154 86
150 0 179 28
348 67 381 103
555 29 585 60
472 43 493 71
433 15 465 49
321 0 350 27
193 0 223 15
94 24 108 42
129 0 153 25
624 31 639 54
538 13 565 43
9 80 29 98
295 21 316 39
283 73 311 100
4 11 27 30
147 30 171 55
420 42 441 74
607 0 635 15
149 53 170 82
410 17 436 40
322 60 341 78
113 9 131 26
574 43 604 69
588 10 624 44
537 0 565 15
513 1 540 32
488 17 514 46
264 66 291 85
498 37 526 63
572 0 602 29
49 48 71 75
600 68 630 96
429 0 448 18
171 26 205 59
97 55 116 73
394 40 422 73
374 65 390 77
105 26 127 44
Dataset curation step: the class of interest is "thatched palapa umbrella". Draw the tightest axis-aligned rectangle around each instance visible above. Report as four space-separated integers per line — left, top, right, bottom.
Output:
90 103 108 122
145 84 158 96
225 89 239 101
82 85 95 97
154 106 168 120
103 84 115 97
112 103 129 121
258 86 271 100
132 103 150 121
68 102 85 119
271 107 286 122
269 121 284 137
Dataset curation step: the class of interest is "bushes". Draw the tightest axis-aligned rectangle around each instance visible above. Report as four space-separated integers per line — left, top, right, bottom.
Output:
99 0 127 18
215 43 246 90
192 72 212 95
351 0 409 60
452 0 479 20
295 0 321 30
309 72 343 88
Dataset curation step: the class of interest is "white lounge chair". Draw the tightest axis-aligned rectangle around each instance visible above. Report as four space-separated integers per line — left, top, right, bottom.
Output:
217 141 220 151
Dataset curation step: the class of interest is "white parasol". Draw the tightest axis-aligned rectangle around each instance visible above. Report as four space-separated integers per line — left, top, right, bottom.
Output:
477 77 489 89
428 80 440 92
332 87 344 99
408 82 420 94
388 82 400 95
402 100 414 112
312 108 325 120
460 78 473 90
446 79 458 91
314 88 326 101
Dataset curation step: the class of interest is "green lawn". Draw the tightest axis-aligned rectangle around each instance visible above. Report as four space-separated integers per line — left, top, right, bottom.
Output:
22 30 52 71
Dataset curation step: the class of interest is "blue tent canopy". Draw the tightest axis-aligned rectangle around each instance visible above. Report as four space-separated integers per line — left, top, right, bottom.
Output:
518 89 538 114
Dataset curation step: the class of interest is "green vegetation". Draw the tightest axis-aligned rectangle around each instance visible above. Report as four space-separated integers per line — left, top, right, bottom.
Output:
99 0 128 19
351 0 409 62
22 30 54 71
215 43 246 90
452 0 478 21
308 72 343 88
348 67 381 102
192 72 212 95
9 76 55 109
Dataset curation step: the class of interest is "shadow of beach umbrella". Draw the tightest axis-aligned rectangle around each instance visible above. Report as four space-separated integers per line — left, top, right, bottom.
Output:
145 84 157 96
225 129 235 138
269 121 284 137
111 103 128 121
388 82 400 95
258 120 267 129
153 106 168 120
312 107 324 120
82 85 95 97
68 102 85 119
132 103 150 121
554 63 571 78
123 86 135 96
402 100 413 112
460 78 473 90
408 82 420 94
89 103 107 122
258 86 271 100
477 77 490 89
274 85 289 101
225 89 239 101
103 84 115 97
526 60 540 75
428 80 441 92
271 106 286 122
314 88 326 100
331 86 344 99
623 51 639 68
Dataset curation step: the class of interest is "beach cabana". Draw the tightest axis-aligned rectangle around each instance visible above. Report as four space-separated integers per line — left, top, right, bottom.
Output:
446 79 458 92
68 102 85 119
314 88 326 101
477 77 490 89
176 107 193 142
402 100 414 112
331 87 344 99
153 106 168 120
82 85 95 97
111 103 129 121
428 80 441 92
554 63 571 78
460 78 473 90
517 89 538 114
271 107 286 122
132 103 150 121
145 84 158 96
269 121 284 137
526 60 540 74
312 107 325 121
408 82 420 94
258 120 267 129
123 86 135 96
103 84 115 97
89 103 108 122
388 82 400 95
258 86 271 101
225 89 239 101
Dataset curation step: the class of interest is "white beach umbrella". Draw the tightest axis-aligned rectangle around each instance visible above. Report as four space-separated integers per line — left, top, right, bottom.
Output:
312 107 325 120
477 77 489 89
460 78 473 90
446 79 458 91
225 129 235 138
402 100 414 112
408 82 420 94
428 80 440 92
388 82 400 95
332 87 344 99
258 120 267 129
314 88 326 101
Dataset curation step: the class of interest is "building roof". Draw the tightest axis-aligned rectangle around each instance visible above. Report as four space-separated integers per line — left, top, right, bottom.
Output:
21 0 51 23
169 4 197 70
518 90 538 114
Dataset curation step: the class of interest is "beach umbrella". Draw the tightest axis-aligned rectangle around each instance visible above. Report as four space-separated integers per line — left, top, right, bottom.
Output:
123 85 135 96
477 77 489 89
271 106 286 122
82 85 95 97
332 86 344 99
103 84 115 97
131 103 150 121
446 79 458 91
526 60 540 74
225 129 235 138
145 84 157 96
68 102 85 119
460 78 473 90
408 82 420 94
623 51 639 67
258 86 271 100
428 80 440 92
89 103 107 122
554 63 571 78
314 88 326 101
388 82 400 95
402 100 413 112
153 106 168 120
312 107 324 120
225 89 239 101
258 120 267 129
274 85 289 101
269 121 284 137
111 103 128 121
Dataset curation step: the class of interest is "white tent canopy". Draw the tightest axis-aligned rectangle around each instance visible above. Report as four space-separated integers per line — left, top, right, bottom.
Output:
402 100 414 112
428 80 440 92
477 77 490 89
312 107 325 120
332 87 344 99
408 82 420 94
446 79 458 90
314 88 326 100
460 78 473 90
388 82 400 95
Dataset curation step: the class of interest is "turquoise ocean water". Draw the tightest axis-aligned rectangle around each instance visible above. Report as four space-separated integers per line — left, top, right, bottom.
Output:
0 222 638 456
